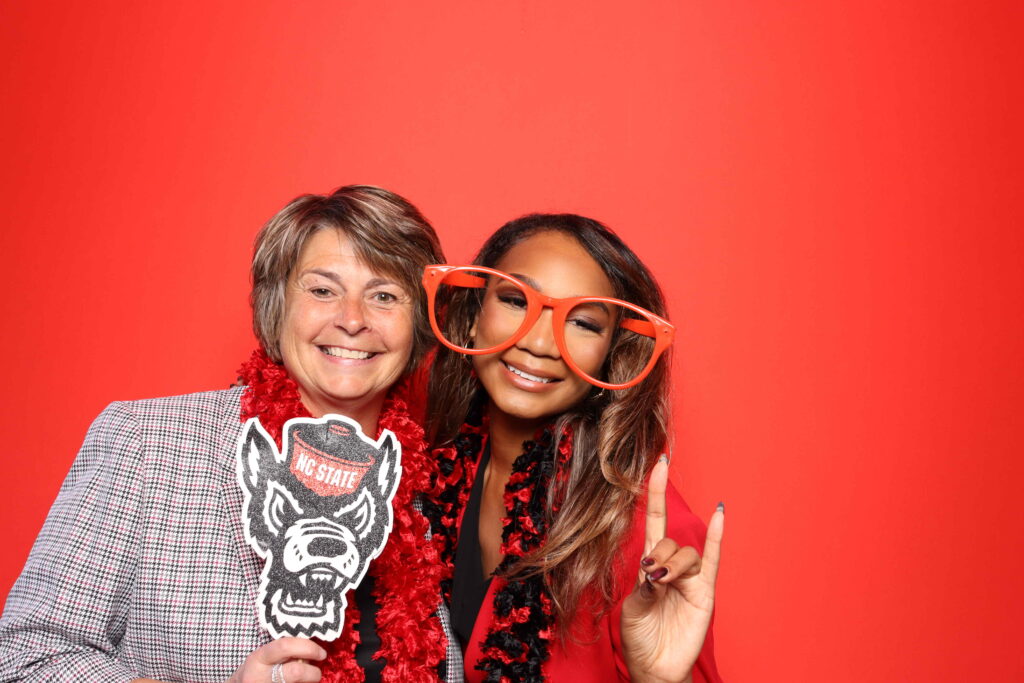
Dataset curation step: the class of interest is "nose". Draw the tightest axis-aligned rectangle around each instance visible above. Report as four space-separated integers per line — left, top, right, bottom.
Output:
308 536 348 557
514 307 560 358
334 294 369 335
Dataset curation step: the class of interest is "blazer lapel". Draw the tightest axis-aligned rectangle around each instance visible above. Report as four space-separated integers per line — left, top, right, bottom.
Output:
216 417 265 621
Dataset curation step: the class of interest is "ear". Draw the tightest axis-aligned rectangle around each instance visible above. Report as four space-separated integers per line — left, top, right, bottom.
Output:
264 480 304 538
237 419 284 552
334 488 375 540
239 419 276 493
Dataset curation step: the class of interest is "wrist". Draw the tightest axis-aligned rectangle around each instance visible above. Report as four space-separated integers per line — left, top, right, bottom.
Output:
625 665 693 683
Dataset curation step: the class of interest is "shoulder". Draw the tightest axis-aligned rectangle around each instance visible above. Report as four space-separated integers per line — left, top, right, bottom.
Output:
625 479 707 548
661 482 708 551
80 387 245 469
112 386 244 422
95 387 244 437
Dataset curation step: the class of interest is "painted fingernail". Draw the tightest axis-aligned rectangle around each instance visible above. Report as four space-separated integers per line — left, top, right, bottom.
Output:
641 556 656 566
647 567 668 582
717 501 725 513
658 453 668 464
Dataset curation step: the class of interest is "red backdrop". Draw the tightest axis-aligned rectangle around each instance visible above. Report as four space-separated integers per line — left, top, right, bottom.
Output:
1 1 1021 680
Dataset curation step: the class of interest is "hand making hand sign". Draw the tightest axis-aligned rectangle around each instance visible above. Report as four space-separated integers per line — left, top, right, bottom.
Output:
620 456 725 683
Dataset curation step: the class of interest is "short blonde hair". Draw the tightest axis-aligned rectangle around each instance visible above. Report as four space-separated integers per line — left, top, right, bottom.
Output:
251 185 445 371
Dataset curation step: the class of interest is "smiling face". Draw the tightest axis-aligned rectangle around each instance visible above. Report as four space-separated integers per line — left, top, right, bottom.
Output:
279 229 414 427
470 230 617 426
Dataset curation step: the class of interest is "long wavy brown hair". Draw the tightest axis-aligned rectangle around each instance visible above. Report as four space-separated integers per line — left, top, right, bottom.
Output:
426 213 672 636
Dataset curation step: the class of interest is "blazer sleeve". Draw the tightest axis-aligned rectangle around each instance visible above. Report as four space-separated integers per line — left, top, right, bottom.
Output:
0 402 145 682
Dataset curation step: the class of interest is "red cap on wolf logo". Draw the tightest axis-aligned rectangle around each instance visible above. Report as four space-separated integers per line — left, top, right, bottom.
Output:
287 422 375 496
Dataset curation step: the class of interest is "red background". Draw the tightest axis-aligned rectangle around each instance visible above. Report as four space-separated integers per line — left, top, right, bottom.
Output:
1 2 1021 680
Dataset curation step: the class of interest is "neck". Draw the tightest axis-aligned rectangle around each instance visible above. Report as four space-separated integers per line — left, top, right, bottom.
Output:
485 402 547 470
298 389 385 435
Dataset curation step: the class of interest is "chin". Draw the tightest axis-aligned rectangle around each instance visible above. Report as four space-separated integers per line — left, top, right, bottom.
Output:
323 385 376 407
490 391 571 423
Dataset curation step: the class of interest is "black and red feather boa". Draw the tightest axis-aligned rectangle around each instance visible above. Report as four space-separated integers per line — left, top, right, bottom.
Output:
238 350 450 683
424 405 573 683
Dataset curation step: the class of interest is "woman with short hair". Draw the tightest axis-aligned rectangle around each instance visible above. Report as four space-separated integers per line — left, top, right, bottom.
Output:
0 185 462 683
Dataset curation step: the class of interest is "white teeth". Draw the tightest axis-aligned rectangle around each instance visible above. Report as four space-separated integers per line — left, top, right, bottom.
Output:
300 575 308 587
505 363 553 383
321 347 372 359
316 594 324 608
334 576 343 589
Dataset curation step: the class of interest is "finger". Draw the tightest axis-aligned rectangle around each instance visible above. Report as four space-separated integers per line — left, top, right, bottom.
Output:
644 455 669 552
636 536 678 593
652 545 702 585
255 637 328 664
639 537 678 575
283 659 323 683
700 502 725 586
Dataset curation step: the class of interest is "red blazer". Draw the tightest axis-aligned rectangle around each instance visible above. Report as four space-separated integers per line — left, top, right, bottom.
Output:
460 482 723 682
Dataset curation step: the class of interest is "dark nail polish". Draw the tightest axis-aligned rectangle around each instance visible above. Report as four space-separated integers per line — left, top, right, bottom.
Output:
641 557 655 566
648 567 668 582
717 501 725 513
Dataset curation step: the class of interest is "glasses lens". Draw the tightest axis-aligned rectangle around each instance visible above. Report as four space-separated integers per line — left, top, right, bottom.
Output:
564 300 658 385
434 269 529 352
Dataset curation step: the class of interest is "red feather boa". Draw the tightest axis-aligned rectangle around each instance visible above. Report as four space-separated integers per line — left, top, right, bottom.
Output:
238 350 450 682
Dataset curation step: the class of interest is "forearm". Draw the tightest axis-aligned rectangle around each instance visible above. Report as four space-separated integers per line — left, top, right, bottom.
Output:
0 631 139 683
0 402 144 682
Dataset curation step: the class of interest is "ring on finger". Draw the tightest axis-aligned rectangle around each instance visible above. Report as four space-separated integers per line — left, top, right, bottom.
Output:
271 662 287 683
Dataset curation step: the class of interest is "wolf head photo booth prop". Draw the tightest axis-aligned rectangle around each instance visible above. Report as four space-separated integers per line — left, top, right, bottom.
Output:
236 414 402 640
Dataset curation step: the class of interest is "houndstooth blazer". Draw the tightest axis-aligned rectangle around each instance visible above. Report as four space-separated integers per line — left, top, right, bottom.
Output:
0 388 462 682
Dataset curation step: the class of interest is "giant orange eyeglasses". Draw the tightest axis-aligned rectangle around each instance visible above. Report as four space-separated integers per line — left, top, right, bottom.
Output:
423 264 675 390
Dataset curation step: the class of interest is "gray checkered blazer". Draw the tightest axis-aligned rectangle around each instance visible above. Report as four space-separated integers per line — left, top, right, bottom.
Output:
0 388 462 682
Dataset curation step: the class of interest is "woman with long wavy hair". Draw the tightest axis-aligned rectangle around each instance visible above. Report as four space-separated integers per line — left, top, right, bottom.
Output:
424 214 724 682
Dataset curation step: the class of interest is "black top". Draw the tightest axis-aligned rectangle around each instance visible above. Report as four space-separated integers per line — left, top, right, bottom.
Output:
354 573 383 682
450 442 494 648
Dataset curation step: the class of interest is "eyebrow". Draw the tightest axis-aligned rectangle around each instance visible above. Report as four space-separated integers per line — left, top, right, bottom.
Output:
509 272 541 290
299 269 404 290
508 271 608 309
301 268 344 285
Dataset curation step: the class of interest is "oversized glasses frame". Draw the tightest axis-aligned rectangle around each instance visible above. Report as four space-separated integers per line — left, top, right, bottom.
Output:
422 264 675 390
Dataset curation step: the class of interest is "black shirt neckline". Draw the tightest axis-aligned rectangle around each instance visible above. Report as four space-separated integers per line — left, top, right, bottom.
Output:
450 440 494 649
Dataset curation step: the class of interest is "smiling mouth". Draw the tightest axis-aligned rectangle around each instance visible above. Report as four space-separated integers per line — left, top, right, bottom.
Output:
320 346 375 360
503 361 557 384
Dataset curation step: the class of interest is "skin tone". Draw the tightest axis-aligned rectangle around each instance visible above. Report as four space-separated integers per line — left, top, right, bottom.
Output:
469 230 723 682
278 228 415 433
135 639 328 683
135 229 415 683
622 459 724 683
470 231 616 576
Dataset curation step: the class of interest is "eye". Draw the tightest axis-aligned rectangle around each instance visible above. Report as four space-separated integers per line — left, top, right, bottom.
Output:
497 292 528 310
568 316 606 334
308 286 334 298
372 291 398 304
